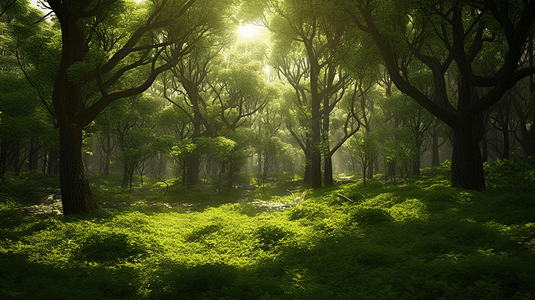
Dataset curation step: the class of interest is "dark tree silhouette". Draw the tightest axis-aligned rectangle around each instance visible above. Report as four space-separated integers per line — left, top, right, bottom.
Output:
46 0 227 214
342 0 535 190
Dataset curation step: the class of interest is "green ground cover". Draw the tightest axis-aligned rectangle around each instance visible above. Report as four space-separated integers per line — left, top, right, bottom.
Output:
1 159 535 299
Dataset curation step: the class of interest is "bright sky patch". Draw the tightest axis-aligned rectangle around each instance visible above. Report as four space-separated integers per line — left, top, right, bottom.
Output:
238 24 258 39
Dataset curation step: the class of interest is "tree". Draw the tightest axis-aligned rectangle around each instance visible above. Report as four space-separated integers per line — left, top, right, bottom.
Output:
511 78 535 156
161 23 272 185
0 0 56 184
341 0 535 190
43 0 232 214
161 43 220 185
380 91 435 176
348 130 378 185
96 93 161 188
250 98 296 181
268 0 358 188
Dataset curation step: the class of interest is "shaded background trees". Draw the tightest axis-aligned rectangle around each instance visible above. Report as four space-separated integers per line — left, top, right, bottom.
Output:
3 0 535 215
44 0 234 214
0 0 57 184
339 0 535 190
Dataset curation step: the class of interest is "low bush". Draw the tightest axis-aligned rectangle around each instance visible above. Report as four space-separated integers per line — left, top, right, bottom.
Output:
255 224 291 250
0 172 57 204
287 201 333 221
75 232 149 263
485 156 535 193
348 207 394 226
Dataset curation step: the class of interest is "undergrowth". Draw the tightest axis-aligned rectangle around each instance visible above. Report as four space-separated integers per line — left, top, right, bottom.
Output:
1 160 535 299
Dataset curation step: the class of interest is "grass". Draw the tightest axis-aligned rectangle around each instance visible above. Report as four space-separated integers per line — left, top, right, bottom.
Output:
1 160 535 299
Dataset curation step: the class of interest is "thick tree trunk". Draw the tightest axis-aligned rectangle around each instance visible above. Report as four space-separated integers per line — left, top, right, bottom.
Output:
310 88 323 188
323 126 334 187
362 163 367 186
451 118 485 190
303 157 312 185
52 8 99 214
310 120 322 188
324 156 334 186
302 139 313 185
481 131 488 162
412 160 420 176
367 157 374 179
187 156 201 185
59 125 99 214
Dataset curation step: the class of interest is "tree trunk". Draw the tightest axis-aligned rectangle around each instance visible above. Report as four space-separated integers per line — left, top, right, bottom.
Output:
362 163 367 186
180 159 186 186
303 157 312 185
412 160 420 176
187 156 201 185
302 139 313 185
324 155 334 186
122 163 129 187
28 137 40 171
367 157 374 179
0 140 9 178
52 9 98 214
323 116 334 186
311 108 322 188
431 129 440 167
12 144 20 174
46 149 60 174
100 134 113 176
481 131 489 162
158 154 167 175
451 118 485 190
59 125 99 214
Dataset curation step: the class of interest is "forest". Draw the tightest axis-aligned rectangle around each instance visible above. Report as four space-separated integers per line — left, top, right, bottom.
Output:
1 0 535 299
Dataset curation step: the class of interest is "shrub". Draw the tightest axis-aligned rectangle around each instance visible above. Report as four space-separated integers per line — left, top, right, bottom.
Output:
349 208 394 226
485 156 535 193
75 232 149 263
185 224 223 243
0 172 46 204
355 247 397 268
287 202 332 221
0 202 25 230
417 161 452 186
152 263 239 299
422 184 457 202
335 184 365 203
255 224 291 250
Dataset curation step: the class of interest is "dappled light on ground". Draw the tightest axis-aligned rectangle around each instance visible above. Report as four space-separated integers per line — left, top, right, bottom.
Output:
2 164 535 299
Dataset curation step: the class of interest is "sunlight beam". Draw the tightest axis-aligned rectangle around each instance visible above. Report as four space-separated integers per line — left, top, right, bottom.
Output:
238 24 258 39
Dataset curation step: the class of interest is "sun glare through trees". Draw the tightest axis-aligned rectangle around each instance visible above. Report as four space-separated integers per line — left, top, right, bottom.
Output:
238 23 259 39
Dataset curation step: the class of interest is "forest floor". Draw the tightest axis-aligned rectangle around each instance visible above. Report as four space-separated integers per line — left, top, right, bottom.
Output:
17 176 301 215
1 160 535 299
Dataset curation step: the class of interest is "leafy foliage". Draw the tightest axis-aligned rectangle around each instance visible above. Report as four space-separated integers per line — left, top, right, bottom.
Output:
485 156 535 193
